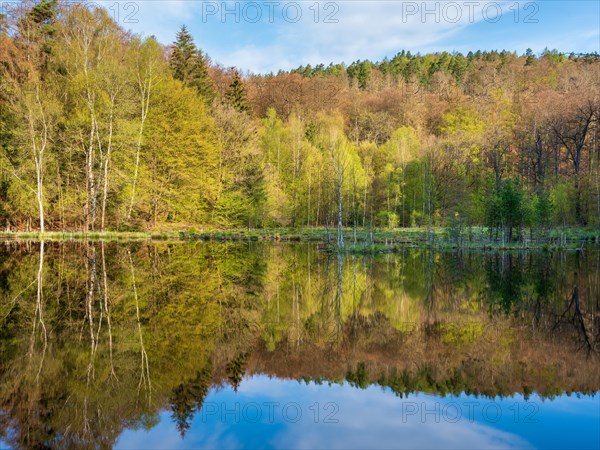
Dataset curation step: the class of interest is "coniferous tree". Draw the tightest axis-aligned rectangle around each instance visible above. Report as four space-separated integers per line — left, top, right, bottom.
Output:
525 48 535 65
225 70 251 114
28 0 58 69
169 25 215 105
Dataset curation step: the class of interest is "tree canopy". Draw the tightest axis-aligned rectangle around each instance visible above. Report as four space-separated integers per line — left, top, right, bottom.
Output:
1 1 599 238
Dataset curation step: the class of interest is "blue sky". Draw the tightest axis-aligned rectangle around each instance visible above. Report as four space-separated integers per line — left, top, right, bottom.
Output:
108 1 600 73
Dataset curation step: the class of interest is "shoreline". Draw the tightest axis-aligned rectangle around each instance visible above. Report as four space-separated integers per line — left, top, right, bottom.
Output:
1 226 599 251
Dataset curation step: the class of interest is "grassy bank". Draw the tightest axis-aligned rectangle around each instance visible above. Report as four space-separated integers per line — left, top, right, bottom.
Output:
183 226 600 251
1 226 599 252
0 231 166 241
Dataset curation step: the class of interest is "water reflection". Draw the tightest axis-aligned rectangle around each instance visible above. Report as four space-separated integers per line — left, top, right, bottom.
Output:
117 376 599 450
0 241 598 449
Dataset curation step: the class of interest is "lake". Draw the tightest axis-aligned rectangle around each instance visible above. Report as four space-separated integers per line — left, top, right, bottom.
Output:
0 241 598 449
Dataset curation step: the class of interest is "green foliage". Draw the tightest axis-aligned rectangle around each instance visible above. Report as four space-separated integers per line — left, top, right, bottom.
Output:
486 179 526 241
532 192 553 229
225 71 251 114
213 104 264 227
346 362 370 389
525 48 535 66
551 182 576 226
347 60 372 90
169 25 215 104
139 78 219 224
445 211 465 246
226 352 250 392
486 254 525 313
375 211 398 229
0 1 598 234
170 365 212 437
439 105 485 138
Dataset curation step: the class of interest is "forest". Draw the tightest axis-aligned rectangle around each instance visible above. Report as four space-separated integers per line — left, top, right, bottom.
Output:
1 0 600 243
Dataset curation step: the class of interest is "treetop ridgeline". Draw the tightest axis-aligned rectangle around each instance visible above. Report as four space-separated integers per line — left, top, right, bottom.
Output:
1 1 599 240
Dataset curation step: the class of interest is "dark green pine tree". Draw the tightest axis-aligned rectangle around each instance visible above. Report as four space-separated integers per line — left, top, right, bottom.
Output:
169 25 215 105
225 70 251 114
226 352 249 392
525 48 535 66
169 365 212 438
192 48 215 105
24 0 58 75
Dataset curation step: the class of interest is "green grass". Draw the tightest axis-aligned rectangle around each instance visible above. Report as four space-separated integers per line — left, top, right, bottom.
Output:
179 227 437 243
1 226 598 252
0 231 161 241
180 226 599 249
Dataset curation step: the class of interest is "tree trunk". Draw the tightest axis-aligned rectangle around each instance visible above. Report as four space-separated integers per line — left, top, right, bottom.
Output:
28 87 48 233
307 170 311 227
128 63 154 222
337 168 344 248
101 98 115 232
85 118 96 231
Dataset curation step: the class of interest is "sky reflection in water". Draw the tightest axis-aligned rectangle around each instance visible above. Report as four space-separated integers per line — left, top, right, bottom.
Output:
116 375 599 450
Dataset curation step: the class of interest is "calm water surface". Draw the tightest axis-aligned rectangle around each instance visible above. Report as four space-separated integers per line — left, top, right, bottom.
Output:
0 241 598 449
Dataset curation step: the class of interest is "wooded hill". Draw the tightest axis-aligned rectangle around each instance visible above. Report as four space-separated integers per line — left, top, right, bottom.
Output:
1 1 599 239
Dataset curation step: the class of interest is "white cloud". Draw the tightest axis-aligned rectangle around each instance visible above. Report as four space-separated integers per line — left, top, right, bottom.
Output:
115 377 537 449
223 1 493 71
112 1 599 73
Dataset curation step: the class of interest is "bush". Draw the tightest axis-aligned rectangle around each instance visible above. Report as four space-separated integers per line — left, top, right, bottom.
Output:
550 182 576 227
445 212 465 246
375 211 399 229
485 179 526 241
532 192 553 231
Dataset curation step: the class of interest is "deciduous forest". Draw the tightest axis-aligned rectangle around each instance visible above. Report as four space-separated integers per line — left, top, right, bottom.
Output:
1 1 599 241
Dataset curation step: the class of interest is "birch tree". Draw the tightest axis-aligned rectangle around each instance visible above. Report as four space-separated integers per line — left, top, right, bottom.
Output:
127 37 162 223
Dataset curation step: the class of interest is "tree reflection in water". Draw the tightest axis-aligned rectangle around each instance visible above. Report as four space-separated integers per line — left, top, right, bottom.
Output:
0 241 598 448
